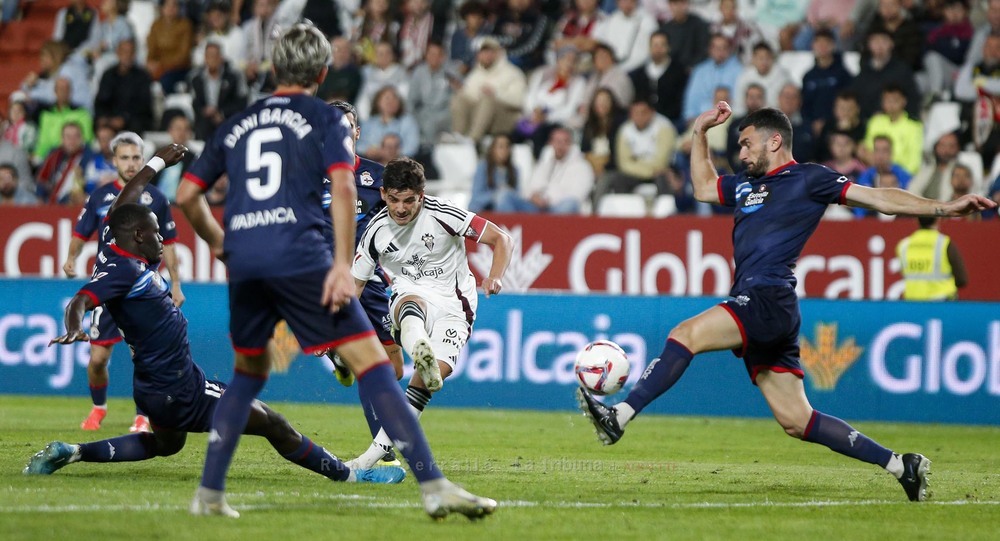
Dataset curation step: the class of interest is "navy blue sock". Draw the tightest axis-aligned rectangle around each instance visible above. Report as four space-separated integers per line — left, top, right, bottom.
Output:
89 384 107 407
623 339 694 415
79 433 157 462
200 370 267 491
279 436 350 481
803 410 893 467
357 362 443 482
136 404 146 416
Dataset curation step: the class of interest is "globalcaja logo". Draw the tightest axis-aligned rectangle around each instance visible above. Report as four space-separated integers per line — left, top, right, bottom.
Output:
469 226 551 292
800 322 864 390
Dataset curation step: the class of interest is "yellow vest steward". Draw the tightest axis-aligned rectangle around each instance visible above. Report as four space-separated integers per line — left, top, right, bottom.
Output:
896 229 957 300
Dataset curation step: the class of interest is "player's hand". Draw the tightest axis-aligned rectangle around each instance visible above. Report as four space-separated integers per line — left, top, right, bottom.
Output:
693 101 733 134
63 258 77 278
155 143 188 167
171 282 186 307
482 277 503 298
321 263 355 313
49 330 89 346
939 194 997 216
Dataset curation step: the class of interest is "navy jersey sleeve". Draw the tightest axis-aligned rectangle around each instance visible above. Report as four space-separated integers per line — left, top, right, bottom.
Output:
73 195 101 240
183 131 226 190
806 164 852 205
717 174 740 207
323 108 356 176
79 261 135 306
150 191 178 243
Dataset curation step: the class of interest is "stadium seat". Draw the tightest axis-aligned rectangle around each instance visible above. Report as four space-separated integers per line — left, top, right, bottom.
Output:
924 102 962 152
163 92 196 122
511 143 535 188
650 194 678 218
823 205 854 221
597 194 647 217
776 51 814 84
127 0 157 65
843 51 861 76
432 142 478 191
957 151 985 193
435 190 471 210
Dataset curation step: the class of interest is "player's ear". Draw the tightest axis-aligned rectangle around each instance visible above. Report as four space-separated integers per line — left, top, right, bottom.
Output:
315 66 329 86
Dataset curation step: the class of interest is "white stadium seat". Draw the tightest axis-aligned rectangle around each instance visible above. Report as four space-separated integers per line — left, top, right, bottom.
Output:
432 142 478 191
957 151 985 194
924 102 962 152
651 194 678 218
597 194 647 217
511 143 535 189
843 51 861 76
776 51 814 85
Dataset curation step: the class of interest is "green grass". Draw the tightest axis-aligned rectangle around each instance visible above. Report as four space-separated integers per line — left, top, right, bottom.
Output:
1 395 999 540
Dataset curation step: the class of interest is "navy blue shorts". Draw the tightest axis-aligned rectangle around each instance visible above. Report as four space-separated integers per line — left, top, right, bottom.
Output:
229 270 376 355
88 305 123 347
135 376 225 433
719 285 803 384
359 279 394 345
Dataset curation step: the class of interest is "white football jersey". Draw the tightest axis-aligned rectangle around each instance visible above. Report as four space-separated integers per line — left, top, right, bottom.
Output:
353 195 488 305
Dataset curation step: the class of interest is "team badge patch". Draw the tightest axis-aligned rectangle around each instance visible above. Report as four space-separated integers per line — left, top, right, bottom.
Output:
360 171 375 186
422 233 435 251
140 192 153 206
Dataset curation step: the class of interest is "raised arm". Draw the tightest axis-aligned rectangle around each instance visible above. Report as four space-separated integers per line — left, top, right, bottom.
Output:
690 101 733 204
843 184 996 218
111 144 188 212
477 221 512 298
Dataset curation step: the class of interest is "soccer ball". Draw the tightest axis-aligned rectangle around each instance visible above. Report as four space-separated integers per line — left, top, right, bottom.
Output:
574 340 630 396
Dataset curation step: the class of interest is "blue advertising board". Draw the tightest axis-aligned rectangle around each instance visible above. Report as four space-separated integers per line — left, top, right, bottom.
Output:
1 279 997 424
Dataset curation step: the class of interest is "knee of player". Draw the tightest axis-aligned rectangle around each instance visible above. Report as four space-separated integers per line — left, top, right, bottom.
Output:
153 434 186 456
776 418 807 439
666 323 695 351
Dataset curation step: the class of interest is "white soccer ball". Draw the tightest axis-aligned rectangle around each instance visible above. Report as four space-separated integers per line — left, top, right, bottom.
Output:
574 340 631 396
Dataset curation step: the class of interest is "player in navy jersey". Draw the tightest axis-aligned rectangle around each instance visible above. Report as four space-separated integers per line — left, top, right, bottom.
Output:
175 23 496 519
63 131 184 433
26 144 405 489
578 102 996 502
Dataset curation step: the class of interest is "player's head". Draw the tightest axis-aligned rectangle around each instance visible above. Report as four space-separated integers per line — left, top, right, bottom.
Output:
272 23 331 90
111 131 145 183
736 107 793 177
381 157 426 226
917 216 939 229
108 203 163 264
330 100 360 145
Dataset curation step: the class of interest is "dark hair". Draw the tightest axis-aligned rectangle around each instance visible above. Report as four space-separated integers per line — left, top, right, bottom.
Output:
329 100 359 124
584 88 625 140
0 162 17 179
650 30 669 45
881 82 906 97
62 120 84 134
485 134 517 191
918 216 938 228
115 0 131 15
108 203 154 239
835 89 859 102
872 134 893 147
458 0 487 19
592 42 616 62
383 157 425 192
814 28 836 42
737 107 793 148
751 41 774 55
370 86 405 117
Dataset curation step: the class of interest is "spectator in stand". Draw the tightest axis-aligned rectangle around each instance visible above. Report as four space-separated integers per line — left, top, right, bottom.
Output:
147 0 195 94
816 90 866 162
726 82 766 171
754 0 810 51
789 0 857 51
908 131 966 201
861 83 923 174
581 88 628 177
497 125 595 214
629 31 688 129
595 99 676 201
94 39 154 134
923 0 974 101
550 0 606 60
53 0 98 57
20 40 91 111
35 121 95 205
83 123 118 191
449 37 527 144
450 1 492 76
660 0 710 71
731 42 791 116
861 0 924 71
949 162 977 200
801 28 855 138
156 113 197 202
317 36 363 103
357 41 408 119
192 1 246 68
681 33 743 124
854 135 912 217
850 29 920 120
0 163 38 206
592 0 657 74
33 78 93 165
241 0 280 96
579 42 635 116
0 138 34 197
189 41 248 141
776 83 816 162
377 133 403 165
86 0 135 88
357 86 420 162
399 0 434 70
469 134 519 212
955 32 1000 166
3 99 37 158
409 42 456 159
492 0 550 71
710 0 766 63
513 46 589 157
822 130 868 183
966 0 1000 69
352 0 400 66
277 0 344 40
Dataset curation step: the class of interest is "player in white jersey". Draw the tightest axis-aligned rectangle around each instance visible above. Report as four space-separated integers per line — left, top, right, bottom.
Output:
347 157 512 470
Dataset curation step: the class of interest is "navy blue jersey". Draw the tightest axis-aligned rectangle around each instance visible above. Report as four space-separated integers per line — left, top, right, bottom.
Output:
718 161 851 293
79 244 203 396
73 180 177 251
321 155 386 245
184 93 355 280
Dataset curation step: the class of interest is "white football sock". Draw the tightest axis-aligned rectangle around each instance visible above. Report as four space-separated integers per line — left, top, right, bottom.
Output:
614 403 636 428
885 453 904 479
399 315 429 358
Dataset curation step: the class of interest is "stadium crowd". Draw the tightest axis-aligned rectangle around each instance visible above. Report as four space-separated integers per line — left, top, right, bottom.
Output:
1 0 999 218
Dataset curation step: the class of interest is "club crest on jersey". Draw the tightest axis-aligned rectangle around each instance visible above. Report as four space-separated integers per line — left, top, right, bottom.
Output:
735 181 770 214
140 192 153 205
422 233 435 251
360 171 375 186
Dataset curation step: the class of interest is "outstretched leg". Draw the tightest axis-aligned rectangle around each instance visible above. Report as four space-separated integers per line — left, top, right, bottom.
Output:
24 428 187 475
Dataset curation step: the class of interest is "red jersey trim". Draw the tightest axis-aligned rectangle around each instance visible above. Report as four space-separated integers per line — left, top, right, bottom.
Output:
719 303 748 358
802 410 820 439
838 181 853 206
749 365 805 386
355 359 393 380
162 238 178 245
79 289 101 307
327 162 355 178
110 243 150 265
72 231 89 240
113 180 125 191
182 171 209 189
302 329 377 356
716 176 726 204
765 160 797 177
91 336 123 346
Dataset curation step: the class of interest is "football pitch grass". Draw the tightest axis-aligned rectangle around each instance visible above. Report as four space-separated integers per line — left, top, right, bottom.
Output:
1 395 998 540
